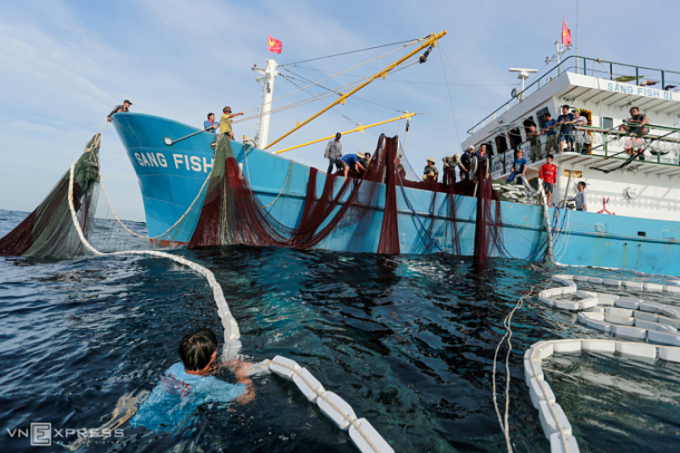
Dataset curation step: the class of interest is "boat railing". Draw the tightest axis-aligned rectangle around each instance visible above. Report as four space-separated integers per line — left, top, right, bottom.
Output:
489 123 680 178
469 56 680 134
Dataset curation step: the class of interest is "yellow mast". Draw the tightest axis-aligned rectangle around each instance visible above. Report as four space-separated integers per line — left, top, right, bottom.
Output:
273 113 416 155
265 30 447 150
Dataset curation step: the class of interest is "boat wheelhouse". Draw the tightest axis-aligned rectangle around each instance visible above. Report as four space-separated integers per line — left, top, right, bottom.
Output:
463 56 680 221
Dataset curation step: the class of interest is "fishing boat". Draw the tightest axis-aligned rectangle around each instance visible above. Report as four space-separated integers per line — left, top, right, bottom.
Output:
109 32 680 275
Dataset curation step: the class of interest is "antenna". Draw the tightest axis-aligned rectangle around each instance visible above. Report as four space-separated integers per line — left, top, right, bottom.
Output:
509 68 537 101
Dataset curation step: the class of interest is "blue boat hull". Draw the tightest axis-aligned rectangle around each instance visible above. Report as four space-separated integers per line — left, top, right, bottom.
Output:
111 113 680 276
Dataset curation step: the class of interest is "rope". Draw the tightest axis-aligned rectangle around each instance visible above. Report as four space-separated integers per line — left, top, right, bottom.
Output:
235 39 424 121
68 158 241 356
491 287 537 453
439 44 487 115
437 45 461 146
395 168 446 253
281 37 425 65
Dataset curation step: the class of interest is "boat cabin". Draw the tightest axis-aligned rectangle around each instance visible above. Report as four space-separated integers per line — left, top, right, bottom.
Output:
462 56 680 222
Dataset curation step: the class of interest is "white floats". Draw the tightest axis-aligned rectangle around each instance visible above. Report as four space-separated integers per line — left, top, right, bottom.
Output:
524 339 680 453
538 274 680 346
268 356 394 453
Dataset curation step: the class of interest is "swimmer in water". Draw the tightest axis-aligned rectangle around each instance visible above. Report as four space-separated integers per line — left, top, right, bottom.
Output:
129 327 254 432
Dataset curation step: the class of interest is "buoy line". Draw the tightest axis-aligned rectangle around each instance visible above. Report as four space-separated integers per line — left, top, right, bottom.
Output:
518 274 680 453
67 158 394 453
524 338 680 453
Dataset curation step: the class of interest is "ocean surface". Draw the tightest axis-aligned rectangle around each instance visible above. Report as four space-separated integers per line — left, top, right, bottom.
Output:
0 208 679 453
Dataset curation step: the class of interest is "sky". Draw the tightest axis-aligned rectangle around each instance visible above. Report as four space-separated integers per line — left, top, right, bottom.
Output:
1 0 678 222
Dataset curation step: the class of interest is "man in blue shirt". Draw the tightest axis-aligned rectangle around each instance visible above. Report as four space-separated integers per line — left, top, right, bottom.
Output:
340 152 367 178
556 105 575 153
204 113 218 134
130 328 252 432
542 113 559 156
506 149 527 184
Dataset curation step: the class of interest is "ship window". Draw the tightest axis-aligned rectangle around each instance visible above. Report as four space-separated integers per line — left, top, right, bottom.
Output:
508 127 522 150
638 231 646 237
602 117 613 130
495 135 509 154
486 142 495 156
536 107 550 129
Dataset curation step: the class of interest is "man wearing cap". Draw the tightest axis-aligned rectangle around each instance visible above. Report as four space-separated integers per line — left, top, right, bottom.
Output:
324 132 343 174
107 100 132 121
423 158 439 181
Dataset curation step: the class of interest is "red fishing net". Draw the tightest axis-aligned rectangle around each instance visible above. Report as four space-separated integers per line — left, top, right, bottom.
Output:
188 134 505 260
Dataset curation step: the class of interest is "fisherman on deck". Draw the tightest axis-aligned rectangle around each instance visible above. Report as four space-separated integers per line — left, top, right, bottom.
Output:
325 132 343 174
474 144 489 176
459 146 473 181
557 105 576 153
542 113 559 156
107 100 132 122
219 106 244 140
423 158 439 181
358 151 370 172
204 113 218 133
340 152 367 178
442 154 461 183
397 157 406 178
619 107 650 136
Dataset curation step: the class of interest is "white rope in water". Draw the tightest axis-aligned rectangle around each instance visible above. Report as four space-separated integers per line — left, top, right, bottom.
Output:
491 287 537 453
67 157 392 453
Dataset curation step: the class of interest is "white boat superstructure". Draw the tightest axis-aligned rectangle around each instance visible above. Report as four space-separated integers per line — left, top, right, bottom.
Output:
463 56 680 221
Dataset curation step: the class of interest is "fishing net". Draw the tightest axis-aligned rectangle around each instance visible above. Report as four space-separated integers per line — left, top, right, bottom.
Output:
189 134 396 251
473 158 506 266
188 133 507 260
0 134 101 258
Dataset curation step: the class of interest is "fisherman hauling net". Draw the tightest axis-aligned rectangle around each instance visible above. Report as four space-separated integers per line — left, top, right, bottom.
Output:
0 134 101 258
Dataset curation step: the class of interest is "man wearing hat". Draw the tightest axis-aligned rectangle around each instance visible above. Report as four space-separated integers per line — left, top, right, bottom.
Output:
324 132 343 174
423 158 439 181
107 100 132 121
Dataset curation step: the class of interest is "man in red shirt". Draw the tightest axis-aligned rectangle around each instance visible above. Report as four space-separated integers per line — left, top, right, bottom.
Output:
539 154 558 206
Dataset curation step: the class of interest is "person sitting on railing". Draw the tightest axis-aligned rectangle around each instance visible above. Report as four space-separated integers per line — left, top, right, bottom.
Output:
618 106 650 136
423 158 439 181
506 149 527 185
542 113 560 156
526 122 541 161
459 146 473 181
557 105 576 153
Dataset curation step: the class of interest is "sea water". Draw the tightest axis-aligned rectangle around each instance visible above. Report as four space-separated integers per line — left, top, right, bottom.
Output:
0 209 678 453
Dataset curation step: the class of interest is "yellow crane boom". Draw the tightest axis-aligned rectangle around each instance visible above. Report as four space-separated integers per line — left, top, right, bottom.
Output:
273 113 416 154
265 30 447 150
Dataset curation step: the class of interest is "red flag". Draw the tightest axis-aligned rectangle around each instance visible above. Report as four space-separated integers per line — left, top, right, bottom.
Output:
268 35 282 54
562 17 572 47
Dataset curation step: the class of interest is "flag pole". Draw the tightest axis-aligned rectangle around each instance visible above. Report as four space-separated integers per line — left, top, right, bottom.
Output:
575 0 580 69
